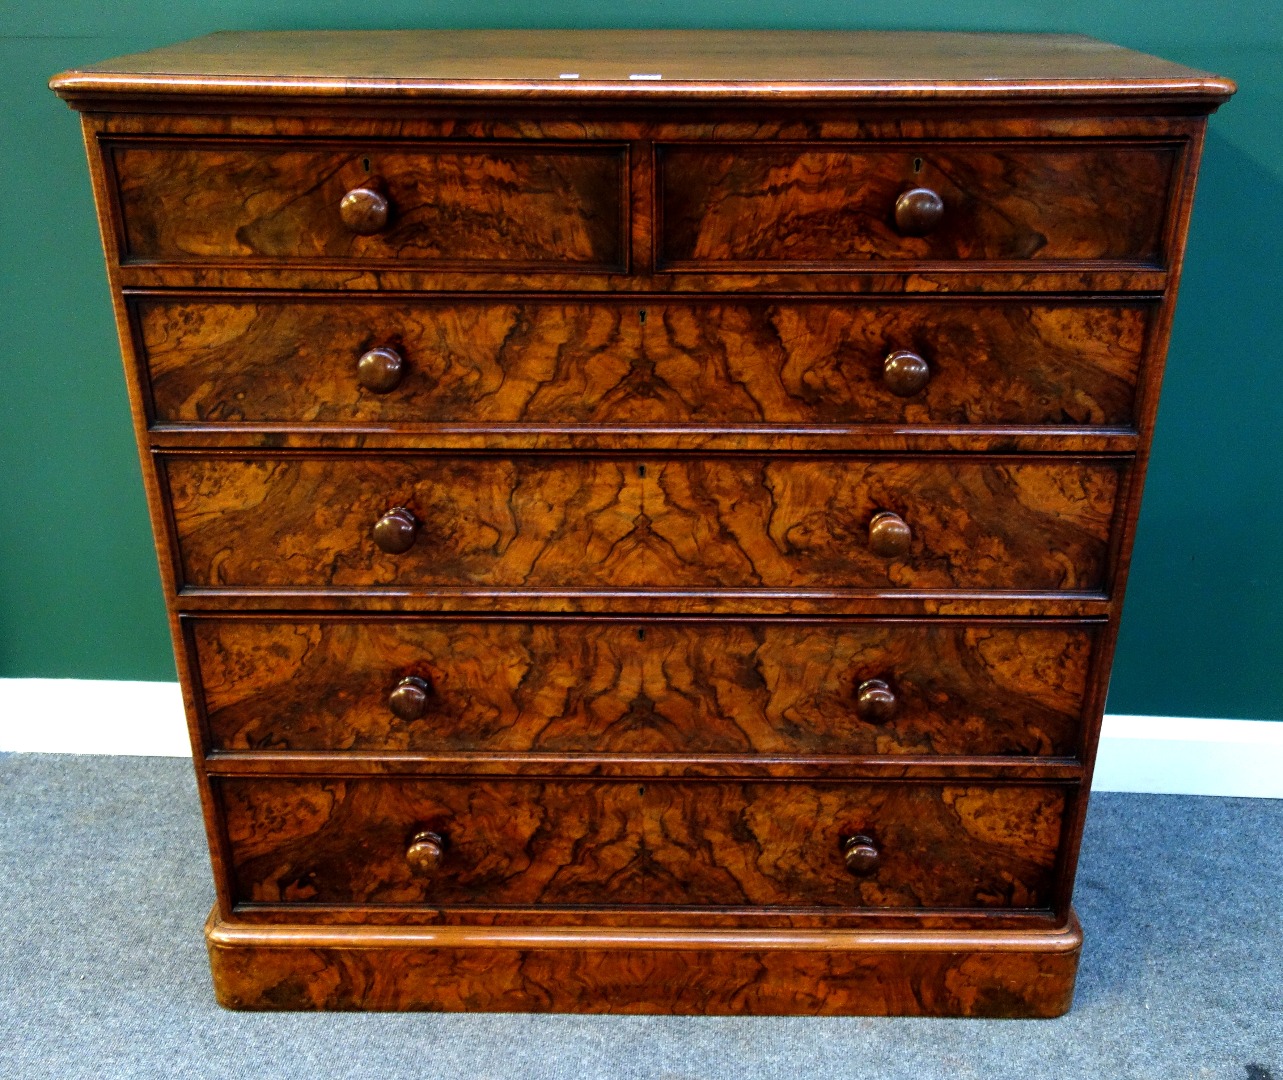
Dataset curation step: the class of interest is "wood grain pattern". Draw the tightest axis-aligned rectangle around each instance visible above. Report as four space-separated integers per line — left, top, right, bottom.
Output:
111 142 626 268
145 426 1143 455
137 296 1150 429
220 778 1066 910
205 758 1084 785
164 454 1122 593
112 260 1172 298
658 143 1176 267
192 616 1094 758
206 910 1083 1015
78 108 1211 145
75 109 1209 298
172 588 1115 620
51 28 1234 106
53 27 1233 1016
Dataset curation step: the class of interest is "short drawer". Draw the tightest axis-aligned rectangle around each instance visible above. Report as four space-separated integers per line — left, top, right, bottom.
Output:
137 296 1151 429
163 453 1122 593
108 140 627 270
221 778 1067 911
191 616 1095 758
658 142 1177 268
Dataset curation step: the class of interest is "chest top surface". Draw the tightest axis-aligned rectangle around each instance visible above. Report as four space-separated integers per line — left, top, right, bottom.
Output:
50 29 1234 106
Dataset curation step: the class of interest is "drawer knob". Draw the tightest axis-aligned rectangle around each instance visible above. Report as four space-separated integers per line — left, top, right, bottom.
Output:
894 187 945 236
373 506 418 554
843 834 881 876
340 178 390 235
855 678 898 723
868 511 912 558
389 676 432 721
406 830 445 876
357 346 405 393
882 349 931 397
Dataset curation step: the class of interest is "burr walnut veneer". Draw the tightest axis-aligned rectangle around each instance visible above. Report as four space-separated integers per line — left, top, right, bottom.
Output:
51 30 1233 1016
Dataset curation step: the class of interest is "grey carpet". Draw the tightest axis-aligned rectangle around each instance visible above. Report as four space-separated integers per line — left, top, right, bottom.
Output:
0 753 1278 1080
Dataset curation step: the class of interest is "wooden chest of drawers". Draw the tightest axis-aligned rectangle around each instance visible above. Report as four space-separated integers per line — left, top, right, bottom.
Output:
52 30 1233 1017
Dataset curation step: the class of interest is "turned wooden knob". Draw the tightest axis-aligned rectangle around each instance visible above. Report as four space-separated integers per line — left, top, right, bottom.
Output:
882 349 931 397
339 178 390 234
843 834 880 876
855 678 897 724
894 187 945 236
373 506 418 554
868 511 912 558
389 676 431 721
357 346 404 393
406 830 444 876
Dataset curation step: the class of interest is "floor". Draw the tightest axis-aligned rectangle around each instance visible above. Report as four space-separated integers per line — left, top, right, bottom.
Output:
0 754 1278 1080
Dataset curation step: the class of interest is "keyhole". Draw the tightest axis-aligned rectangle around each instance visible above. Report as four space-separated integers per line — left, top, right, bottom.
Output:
912 157 923 174
638 786 646 796
638 465 646 478
639 308 647 324
637 628 646 641
362 156 371 172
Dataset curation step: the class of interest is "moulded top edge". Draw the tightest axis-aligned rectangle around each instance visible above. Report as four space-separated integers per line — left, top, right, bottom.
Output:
49 30 1236 109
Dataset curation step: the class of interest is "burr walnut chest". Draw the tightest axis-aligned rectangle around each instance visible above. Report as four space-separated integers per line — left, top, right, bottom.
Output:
51 30 1233 1016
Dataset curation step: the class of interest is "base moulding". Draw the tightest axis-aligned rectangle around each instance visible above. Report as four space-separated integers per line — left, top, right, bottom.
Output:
206 907 1083 1017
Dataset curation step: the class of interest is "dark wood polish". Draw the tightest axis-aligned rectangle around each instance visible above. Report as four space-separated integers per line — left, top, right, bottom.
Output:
370 506 417 555
658 143 1175 268
164 454 1122 592
387 676 431 722
52 28 1231 1015
853 679 898 725
205 910 1085 1016
894 188 945 237
220 777 1065 910
112 142 628 270
136 296 1152 430
355 346 404 393
843 834 881 875
881 349 931 398
189 616 1095 757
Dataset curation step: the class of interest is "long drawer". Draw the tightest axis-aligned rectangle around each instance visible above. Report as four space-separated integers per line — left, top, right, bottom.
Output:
136 295 1152 429
190 616 1095 757
220 777 1067 911
163 453 1123 593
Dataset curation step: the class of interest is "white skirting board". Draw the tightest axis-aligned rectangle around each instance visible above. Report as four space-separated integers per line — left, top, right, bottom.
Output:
0 679 192 758
1 678 1280 799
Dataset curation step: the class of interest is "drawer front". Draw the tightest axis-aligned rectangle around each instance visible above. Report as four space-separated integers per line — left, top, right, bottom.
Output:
110 141 627 269
658 143 1176 268
221 778 1066 910
165 455 1122 592
193 617 1094 757
139 296 1150 429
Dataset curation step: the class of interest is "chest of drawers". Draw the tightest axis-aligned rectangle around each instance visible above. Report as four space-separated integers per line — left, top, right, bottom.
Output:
52 30 1233 1016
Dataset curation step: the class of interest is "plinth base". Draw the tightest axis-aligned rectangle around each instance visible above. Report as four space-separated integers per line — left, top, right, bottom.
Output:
206 910 1082 1017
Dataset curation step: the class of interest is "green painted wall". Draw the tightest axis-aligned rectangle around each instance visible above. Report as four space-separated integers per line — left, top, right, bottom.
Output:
2 4 1280 719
